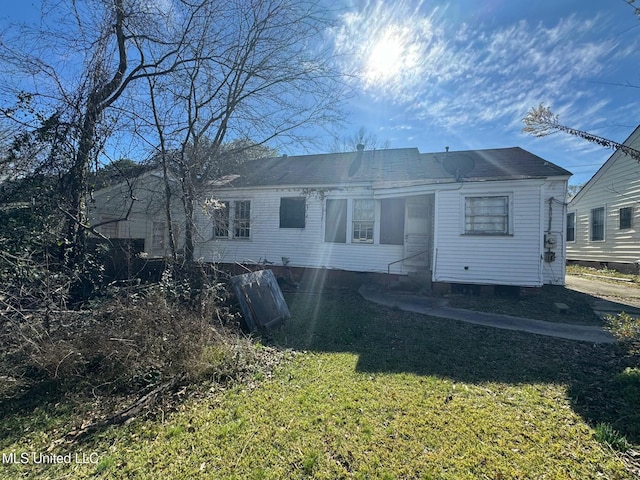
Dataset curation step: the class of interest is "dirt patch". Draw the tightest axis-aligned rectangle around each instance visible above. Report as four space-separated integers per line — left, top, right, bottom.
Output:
445 284 603 326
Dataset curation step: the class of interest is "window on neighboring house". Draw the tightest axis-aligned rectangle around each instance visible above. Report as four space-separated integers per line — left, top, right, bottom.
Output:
464 196 509 235
380 198 405 245
279 197 306 228
590 207 605 241
234 200 251 239
212 201 230 238
99 216 119 238
152 221 166 251
620 206 633 230
353 199 375 243
325 199 347 243
566 212 575 242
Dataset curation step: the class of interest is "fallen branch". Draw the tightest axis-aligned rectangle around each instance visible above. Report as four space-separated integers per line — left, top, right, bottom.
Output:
60 373 187 444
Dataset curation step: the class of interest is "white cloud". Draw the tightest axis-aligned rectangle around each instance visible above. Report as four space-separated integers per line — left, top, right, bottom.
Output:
332 3 628 132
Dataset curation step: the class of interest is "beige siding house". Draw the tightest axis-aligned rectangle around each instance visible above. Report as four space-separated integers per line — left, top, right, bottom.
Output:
567 125 640 271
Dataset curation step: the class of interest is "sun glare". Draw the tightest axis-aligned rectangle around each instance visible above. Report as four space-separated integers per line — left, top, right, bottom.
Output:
365 26 417 86
367 33 403 79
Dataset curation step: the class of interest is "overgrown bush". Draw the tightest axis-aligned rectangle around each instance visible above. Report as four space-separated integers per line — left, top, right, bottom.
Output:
0 270 280 400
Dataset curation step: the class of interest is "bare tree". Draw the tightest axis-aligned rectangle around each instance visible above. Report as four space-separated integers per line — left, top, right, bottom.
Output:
142 0 345 262
0 0 224 272
522 104 640 161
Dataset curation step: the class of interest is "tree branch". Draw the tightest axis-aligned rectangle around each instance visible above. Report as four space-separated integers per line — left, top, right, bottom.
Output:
522 104 640 162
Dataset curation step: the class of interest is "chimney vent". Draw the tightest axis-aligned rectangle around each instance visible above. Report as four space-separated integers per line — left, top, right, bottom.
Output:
445 146 449 152
356 143 365 152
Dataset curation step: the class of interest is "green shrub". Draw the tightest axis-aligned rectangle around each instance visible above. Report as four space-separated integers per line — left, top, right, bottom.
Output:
594 422 631 452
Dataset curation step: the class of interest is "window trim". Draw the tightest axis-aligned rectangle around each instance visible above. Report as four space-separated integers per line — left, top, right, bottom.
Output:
462 194 513 236
620 206 633 230
566 211 576 243
590 206 605 242
380 198 405 245
352 198 375 244
212 201 230 239
234 200 251 239
279 197 306 229
324 198 348 244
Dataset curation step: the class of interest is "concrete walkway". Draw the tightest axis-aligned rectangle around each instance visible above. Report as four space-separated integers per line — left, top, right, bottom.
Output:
565 274 640 313
359 285 616 344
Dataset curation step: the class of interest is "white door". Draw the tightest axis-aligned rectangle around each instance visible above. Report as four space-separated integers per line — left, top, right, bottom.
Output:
404 195 433 268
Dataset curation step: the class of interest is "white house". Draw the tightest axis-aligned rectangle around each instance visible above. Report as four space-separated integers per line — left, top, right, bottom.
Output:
90 145 571 287
88 170 184 258
194 145 570 287
566 125 640 272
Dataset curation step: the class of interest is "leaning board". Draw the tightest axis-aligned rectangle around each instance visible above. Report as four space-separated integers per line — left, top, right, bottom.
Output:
231 269 290 332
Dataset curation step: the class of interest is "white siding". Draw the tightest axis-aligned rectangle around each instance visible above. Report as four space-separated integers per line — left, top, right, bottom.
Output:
89 173 184 256
196 179 568 286
194 187 406 274
433 180 553 287
541 180 568 285
567 127 640 265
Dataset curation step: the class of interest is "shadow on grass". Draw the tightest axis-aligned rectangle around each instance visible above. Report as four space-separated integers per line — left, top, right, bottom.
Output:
271 288 640 444
0 380 68 446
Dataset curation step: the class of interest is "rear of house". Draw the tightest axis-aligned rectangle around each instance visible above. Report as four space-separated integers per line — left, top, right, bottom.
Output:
567 125 640 272
193 146 570 287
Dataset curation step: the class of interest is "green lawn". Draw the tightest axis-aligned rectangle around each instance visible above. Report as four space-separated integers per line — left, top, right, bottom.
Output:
1 289 639 479
567 263 640 284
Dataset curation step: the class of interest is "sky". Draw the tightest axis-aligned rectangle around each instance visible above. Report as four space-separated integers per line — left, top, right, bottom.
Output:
324 0 640 185
1 0 640 185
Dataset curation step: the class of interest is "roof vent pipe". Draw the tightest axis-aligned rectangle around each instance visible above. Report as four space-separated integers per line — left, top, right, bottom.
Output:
356 143 365 152
445 146 449 152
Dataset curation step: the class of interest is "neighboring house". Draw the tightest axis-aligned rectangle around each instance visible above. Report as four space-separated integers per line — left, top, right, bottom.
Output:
566 125 640 272
91 145 571 287
88 170 184 258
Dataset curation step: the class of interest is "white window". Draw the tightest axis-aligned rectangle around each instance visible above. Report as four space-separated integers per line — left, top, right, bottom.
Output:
464 196 510 235
234 200 251 239
352 199 375 243
212 201 230 239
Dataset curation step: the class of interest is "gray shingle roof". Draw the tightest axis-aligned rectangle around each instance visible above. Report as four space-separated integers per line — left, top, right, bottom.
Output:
213 146 571 188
